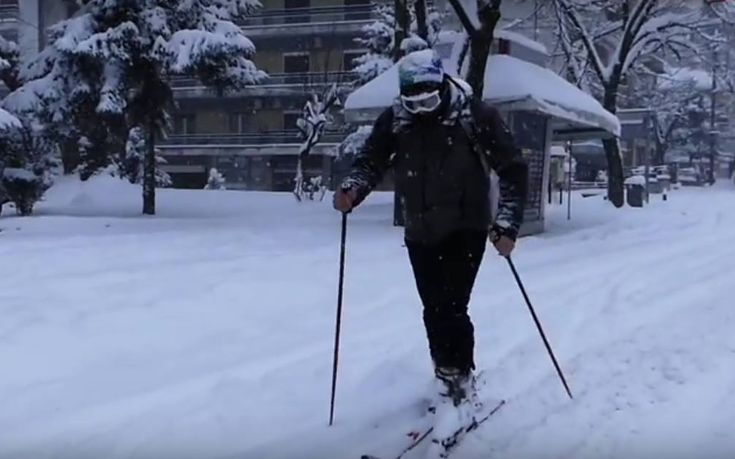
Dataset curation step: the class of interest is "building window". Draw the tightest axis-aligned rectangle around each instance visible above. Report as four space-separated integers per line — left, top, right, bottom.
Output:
283 111 302 131
285 0 309 8
342 50 364 73
0 30 17 44
66 1 80 17
173 114 197 134
0 0 17 5
285 0 309 23
284 53 310 74
228 112 247 133
344 0 371 19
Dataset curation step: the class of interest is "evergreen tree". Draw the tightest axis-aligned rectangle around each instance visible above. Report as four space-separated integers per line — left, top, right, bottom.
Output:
8 0 265 215
352 2 442 84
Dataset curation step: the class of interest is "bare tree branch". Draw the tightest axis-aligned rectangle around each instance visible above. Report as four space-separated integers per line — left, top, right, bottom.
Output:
554 0 607 82
447 0 479 37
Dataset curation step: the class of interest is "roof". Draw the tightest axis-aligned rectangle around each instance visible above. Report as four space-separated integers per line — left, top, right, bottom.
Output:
495 29 549 56
344 54 621 137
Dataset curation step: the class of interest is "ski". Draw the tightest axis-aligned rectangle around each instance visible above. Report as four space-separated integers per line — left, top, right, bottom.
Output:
425 399 506 459
360 399 505 459
360 423 434 459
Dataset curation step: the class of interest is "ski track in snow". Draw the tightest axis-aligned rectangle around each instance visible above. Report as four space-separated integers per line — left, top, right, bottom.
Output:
1 177 734 459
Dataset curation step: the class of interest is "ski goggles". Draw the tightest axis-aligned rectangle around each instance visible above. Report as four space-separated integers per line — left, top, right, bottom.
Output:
400 90 442 114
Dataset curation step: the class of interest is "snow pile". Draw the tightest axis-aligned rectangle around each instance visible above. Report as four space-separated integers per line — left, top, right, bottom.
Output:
2 168 38 182
1 185 735 458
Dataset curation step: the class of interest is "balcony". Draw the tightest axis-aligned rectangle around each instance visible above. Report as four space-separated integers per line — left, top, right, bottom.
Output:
158 130 347 158
161 130 347 147
0 4 18 23
239 4 375 37
171 71 358 98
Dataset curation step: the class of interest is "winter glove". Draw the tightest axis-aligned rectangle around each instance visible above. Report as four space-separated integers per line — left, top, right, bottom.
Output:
333 185 358 214
489 224 516 257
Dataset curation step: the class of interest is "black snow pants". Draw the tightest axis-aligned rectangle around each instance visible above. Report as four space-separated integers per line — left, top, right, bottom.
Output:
406 229 487 374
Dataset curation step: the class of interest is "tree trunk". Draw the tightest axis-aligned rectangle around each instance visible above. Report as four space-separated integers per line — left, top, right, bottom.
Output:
61 138 79 174
394 0 410 60
466 36 492 99
414 0 429 42
654 142 665 166
143 121 156 215
448 0 502 100
602 86 625 207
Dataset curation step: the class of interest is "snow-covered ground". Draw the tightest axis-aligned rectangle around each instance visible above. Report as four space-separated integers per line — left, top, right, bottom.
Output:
1 177 734 459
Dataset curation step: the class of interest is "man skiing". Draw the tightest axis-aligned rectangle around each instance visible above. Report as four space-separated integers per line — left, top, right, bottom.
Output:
334 49 528 409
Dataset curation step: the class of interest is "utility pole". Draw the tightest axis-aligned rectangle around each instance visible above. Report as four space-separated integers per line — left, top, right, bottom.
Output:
567 141 572 220
645 115 651 204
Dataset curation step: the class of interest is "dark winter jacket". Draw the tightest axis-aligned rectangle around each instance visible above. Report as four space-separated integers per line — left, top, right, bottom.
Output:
343 77 528 244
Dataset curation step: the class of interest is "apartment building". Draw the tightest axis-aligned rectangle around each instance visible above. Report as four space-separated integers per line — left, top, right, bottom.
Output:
1 0 380 191
161 0 384 190
3 0 77 57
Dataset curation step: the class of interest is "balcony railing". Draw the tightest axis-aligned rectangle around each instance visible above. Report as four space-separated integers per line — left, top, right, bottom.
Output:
0 4 18 21
239 4 375 28
171 71 358 90
161 130 347 146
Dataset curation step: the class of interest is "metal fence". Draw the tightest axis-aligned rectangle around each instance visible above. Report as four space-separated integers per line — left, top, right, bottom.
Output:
170 71 358 89
239 4 374 27
0 4 17 21
161 130 347 146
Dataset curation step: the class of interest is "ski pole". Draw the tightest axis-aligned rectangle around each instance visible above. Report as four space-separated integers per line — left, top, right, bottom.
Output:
329 211 348 426
506 256 573 399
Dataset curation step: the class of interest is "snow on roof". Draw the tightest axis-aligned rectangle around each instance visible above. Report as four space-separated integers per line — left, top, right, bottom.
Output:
345 54 621 137
624 175 646 186
495 29 549 56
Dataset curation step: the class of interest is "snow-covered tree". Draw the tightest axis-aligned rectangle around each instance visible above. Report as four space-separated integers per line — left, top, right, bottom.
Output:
632 66 721 165
0 37 58 216
338 125 373 159
119 126 171 187
549 0 734 206
204 167 226 190
4 15 128 179
0 116 58 216
293 83 341 202
0 35 20 91
352 1 442 84
353 4 395 84
9 0 266 215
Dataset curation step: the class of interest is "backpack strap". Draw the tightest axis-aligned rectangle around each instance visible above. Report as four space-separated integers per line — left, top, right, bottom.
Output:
457 97 492 177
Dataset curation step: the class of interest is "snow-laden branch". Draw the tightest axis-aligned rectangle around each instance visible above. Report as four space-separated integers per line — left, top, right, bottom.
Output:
553 0 607 83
